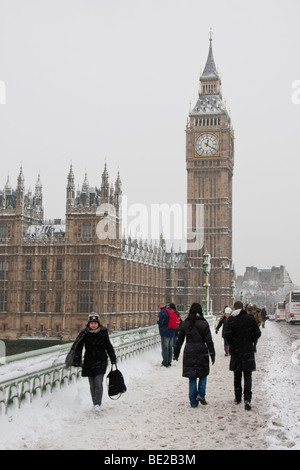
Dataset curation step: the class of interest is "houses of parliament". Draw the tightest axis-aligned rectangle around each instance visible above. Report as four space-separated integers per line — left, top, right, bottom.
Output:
0 37 234 340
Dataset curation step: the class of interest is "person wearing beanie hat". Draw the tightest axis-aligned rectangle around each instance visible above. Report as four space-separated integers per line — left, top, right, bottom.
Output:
215 306 232 356
87 312 100 325
72 312 117 412
225 306 233 316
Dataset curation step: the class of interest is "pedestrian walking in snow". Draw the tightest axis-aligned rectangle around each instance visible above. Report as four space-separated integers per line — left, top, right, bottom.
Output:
169 302 182 351
260 307 267 328
73 312 117 412
215 306 232 356
247 304 262 328
224 301 261 411
173 302 215 408
157 303 177 367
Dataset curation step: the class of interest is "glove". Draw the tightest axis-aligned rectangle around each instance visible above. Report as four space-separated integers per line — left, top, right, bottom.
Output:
215 328 218 334
173 355 178 361
211 356 215 365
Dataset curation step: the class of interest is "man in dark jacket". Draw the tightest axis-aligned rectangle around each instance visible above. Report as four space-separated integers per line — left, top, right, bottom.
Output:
224 301 261 410
73 312 116 411
157 304 176 367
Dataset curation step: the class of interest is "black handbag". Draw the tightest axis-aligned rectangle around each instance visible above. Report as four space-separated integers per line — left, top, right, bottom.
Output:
107 364 127 399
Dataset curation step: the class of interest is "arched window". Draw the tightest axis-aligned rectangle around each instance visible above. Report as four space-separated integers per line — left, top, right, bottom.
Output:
82 222 92 240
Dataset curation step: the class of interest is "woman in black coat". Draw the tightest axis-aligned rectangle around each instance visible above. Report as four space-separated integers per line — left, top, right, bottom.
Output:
173 303 215 408
73 312 116 412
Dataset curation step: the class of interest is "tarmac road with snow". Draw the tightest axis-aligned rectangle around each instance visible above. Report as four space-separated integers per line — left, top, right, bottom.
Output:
0 320 299 450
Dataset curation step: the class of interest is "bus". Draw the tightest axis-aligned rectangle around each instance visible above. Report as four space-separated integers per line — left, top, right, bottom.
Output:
274 302 285 321
285 291 300 324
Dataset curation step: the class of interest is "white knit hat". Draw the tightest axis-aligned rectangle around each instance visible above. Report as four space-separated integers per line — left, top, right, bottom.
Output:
224 307 232 316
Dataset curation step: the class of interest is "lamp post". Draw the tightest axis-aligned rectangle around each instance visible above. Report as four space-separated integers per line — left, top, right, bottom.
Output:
231 279 235 307
203 250 211 316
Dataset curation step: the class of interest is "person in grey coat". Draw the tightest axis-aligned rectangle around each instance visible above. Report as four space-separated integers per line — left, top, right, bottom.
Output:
224 301 261 410
173 302 215 408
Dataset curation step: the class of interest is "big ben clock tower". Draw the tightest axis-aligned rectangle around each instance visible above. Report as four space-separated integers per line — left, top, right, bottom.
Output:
186 33 234 313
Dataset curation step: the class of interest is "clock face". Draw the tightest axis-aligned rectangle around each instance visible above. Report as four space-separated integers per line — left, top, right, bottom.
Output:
196 133 218 156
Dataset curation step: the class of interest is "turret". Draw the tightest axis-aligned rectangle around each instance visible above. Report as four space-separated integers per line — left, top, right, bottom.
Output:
34 173 43 208
16 165 25 213
66 164 75 208
100 163 109 204
81 171 90 207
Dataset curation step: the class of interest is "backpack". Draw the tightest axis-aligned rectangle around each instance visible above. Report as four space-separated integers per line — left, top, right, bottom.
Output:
107 364 127 400
164 308 181 329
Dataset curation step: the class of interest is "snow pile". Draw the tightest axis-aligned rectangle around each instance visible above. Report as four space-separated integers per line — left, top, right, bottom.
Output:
261 325 300 449
0 322 299 450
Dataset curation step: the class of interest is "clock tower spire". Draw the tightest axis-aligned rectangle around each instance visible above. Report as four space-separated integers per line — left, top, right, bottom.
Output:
199 30 222 97
186 33 234 313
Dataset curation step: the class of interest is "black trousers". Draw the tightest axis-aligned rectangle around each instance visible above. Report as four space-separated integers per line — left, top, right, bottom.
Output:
233 370 252 402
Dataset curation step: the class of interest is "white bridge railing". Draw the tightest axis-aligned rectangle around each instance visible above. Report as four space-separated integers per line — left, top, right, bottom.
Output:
0 325 160 415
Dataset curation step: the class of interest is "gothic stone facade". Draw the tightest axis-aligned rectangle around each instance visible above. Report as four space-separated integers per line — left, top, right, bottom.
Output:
0 165 171 340
0 38 234 340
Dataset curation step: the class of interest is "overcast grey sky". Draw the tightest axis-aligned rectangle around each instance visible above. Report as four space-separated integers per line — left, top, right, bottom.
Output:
0 0 300 285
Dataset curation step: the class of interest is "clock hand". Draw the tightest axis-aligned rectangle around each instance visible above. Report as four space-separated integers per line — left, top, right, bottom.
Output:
205 142 216 150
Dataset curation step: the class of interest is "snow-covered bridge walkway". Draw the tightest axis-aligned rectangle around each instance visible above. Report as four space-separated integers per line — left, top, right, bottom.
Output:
0 322 299 450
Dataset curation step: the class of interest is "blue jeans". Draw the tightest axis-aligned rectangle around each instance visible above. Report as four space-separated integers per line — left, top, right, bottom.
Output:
189 376 207 407
161 336 174 366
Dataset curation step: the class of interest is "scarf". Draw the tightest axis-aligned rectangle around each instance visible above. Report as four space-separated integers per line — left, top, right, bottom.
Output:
88 326 101 333
231 308 242 317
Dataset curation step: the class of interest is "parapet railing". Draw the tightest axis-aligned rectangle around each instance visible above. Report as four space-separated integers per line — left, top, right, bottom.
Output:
0 325 160 415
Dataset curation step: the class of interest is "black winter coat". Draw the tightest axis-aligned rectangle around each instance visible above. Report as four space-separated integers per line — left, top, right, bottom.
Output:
224 310 261 372
216 314 229 338
73 326 116 377
174 316 215 378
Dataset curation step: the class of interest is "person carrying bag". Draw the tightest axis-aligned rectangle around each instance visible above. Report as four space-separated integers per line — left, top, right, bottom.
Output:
70 312 117 412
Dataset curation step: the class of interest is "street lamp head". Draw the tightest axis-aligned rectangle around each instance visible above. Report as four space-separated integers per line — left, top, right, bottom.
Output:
203 251 211 274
